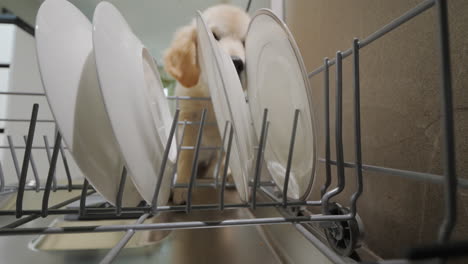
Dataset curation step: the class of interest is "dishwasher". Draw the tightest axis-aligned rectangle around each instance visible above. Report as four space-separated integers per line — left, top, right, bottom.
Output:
0 0 465 263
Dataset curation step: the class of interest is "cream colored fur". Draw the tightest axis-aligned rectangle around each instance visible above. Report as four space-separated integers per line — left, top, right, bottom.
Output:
164 5 250 204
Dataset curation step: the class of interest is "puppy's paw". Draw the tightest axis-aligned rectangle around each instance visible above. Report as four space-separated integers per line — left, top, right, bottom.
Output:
172 188 188 205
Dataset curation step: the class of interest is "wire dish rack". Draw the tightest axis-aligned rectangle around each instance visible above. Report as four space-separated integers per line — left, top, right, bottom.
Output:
0 0 466 263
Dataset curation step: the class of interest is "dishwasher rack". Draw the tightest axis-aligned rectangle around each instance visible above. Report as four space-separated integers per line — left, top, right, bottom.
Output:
0 0 466 263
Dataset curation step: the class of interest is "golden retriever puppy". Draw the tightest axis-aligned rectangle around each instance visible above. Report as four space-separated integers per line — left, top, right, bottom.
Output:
164 4 250 204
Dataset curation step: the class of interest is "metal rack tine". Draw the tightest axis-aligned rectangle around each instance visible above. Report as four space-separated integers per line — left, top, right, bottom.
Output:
213 121 230 187
100 213 150 264
282 109 300 207
0 2 464 262
186 109 207 213
3 214 39 229
0 198 318 216
16 103 39 218
322 158 468 189
79 178 90 217
171 97 180 188
41 132 62 217
0 213 355 236
3 190 97 229
251 109 269 209
0 162 4 192
167 95 211 101
0 91 45 96
307 0 435 79
0 146 69 150
22 136 40 192
59 143 72 192
0 118 54 123
322 51 345 214
7 136 20 180
435 0 457 243
219 122 233 211
43 136 57 191
152 109 179 213
321 57 332 197
171 120 187 187
350 38 363 216
115 167 127 216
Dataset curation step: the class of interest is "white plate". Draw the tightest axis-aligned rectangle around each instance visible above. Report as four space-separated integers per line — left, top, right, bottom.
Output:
93 2 176 205
35 0 142 206
196 12 257 202
246 9 316 200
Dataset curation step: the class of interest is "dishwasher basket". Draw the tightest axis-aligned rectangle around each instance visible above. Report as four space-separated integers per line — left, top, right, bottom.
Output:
0 0 465 263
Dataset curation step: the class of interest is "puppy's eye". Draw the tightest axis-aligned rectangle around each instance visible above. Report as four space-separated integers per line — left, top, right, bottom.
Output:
212 32 220 41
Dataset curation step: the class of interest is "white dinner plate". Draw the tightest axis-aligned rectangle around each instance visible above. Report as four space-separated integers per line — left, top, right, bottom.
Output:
246 9 317 200
196 12 257 202
93 2 176 205
35 0 142 206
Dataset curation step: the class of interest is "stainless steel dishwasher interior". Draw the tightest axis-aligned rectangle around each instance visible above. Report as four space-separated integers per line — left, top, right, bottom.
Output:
0 187 335 264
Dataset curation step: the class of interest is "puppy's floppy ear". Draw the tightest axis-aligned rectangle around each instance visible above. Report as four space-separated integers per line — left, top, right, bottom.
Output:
164 24 200 88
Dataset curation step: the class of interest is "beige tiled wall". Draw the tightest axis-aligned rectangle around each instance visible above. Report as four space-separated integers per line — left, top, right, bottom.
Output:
286 0 468 260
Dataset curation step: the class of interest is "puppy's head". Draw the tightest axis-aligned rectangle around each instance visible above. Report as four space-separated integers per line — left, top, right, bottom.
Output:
164 4 250 87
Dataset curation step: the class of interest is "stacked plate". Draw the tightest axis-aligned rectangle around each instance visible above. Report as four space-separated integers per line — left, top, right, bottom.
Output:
36 0 316 205
196 9 317 201
36 0 175 206
246 10 317 200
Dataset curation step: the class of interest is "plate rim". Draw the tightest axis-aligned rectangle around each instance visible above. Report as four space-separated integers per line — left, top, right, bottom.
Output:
196 11 253 202
246 8 317 200
34 0 91 153
92 1 174 205
34 0 142 205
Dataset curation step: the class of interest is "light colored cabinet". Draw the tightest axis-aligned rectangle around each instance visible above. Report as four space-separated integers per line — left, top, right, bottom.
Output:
0 22 82 186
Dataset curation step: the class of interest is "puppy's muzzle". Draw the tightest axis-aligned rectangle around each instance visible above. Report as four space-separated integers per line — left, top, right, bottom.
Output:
231 56 244 75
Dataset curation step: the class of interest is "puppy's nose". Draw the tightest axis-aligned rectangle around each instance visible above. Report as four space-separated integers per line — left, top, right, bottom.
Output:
231 56 244 74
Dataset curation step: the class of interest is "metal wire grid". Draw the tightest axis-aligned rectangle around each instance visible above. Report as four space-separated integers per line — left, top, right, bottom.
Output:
0 0 464 262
